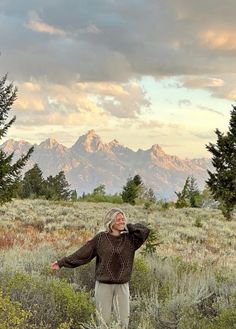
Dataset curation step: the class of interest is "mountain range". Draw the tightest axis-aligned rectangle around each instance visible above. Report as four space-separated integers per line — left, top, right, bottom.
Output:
1 130 212 199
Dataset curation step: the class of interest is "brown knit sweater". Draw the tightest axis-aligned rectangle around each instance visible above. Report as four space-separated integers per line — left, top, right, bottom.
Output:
57 223 150 284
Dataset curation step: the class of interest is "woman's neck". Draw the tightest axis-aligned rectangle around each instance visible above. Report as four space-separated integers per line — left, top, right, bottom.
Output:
110 229 121 236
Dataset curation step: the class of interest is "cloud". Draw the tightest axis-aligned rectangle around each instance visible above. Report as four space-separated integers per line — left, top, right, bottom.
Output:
189 131 215 140
26 11 67 36
97 81 151 118
182 76 225 89
180 74 236 101
200 29 236 50
1 0 236 86
178 99 192 107
180 75 236 100
197 105 225 116
12 79 150 129
135 119 182 130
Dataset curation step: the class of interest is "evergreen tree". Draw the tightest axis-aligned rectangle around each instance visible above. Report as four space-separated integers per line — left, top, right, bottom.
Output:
70 190 77 201
141 225 160 255
19 164 45 198
175 176 190 208
188 176 201 207
45 171 71 200
121 176 139 205
133 174 143 187
144 187 156 202
0 74 33 204
92 184 106 196
175 176 202 208
206 104 236 220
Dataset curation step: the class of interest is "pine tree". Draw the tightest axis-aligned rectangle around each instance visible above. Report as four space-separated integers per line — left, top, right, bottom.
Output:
175 176 202 208
70 190 78 201
121 176 139 205
175 176 190 208
206 104 236 220
19 164 45 198
45 171 71 200
0 74 33 204
92 184 106 196
133 174 143 187
188 176 201 207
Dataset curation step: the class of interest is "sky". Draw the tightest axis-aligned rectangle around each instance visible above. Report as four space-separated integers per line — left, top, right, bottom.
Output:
0 0 235 158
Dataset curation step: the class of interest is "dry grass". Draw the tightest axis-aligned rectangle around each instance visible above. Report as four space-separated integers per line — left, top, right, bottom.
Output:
0 199 235 269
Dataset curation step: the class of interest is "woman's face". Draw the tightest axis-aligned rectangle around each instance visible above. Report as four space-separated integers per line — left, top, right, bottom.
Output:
112 212 126 231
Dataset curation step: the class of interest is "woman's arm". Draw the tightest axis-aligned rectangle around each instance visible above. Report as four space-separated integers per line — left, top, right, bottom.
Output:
54 235 98 269
127 223 150 250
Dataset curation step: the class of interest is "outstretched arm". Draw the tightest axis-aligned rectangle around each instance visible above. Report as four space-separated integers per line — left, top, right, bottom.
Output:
51 235 97 270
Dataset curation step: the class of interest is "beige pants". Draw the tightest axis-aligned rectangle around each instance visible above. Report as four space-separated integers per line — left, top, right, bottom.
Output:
95 281 130 328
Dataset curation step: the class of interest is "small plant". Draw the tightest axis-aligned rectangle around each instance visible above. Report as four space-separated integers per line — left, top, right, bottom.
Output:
141 226 160 255
194 216 203 228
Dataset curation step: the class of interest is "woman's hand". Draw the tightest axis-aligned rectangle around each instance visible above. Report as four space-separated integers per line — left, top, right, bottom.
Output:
51 262 60 270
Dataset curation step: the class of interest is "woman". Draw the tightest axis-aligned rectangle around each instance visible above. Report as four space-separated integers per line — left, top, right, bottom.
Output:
51 207 150 328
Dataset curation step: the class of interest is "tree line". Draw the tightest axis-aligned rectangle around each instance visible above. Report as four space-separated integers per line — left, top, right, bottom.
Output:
1 73 236 219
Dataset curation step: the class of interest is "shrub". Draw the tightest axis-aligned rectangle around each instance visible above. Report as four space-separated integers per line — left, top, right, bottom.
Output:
78 193 123 204
0 289 31 329
209 294 236 329
0 271 94 329
179 306 212 329
194 216 203 228
141 226 160 255
130 256 151 295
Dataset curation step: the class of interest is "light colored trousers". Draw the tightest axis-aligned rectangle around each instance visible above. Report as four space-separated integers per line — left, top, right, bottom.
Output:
95 281 130 328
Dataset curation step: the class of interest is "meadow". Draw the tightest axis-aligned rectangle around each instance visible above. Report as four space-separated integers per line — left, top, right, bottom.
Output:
0 199 235 329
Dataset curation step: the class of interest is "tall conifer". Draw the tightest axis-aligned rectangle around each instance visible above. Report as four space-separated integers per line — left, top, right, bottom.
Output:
0 74 33 204
206 104 236 220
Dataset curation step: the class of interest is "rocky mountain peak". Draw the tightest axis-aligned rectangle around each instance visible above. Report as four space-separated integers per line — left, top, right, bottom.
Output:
108 138 123 148
38 138 68 154
72 130 106 153
39 138 60 149
1 139 32 153
150 144 166 157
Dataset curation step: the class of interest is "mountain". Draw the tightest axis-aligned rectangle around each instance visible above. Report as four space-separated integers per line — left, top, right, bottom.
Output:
0 130 212 199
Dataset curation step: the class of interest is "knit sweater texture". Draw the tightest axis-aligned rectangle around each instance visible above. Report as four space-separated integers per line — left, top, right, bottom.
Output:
57 223 150 284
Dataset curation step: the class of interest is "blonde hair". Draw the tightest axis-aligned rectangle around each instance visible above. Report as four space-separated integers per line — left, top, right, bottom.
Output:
104 208 126 232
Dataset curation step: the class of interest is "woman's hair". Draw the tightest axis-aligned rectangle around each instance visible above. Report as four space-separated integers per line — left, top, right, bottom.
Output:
104 208 126 232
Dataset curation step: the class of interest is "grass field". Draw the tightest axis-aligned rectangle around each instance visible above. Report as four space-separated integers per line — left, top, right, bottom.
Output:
0 199 235 328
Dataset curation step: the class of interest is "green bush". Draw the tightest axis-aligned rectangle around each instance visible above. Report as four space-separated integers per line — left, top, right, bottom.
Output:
179 306 212 329
179 295 236 329
130 256 151 295
0 271 94 329
209 294 236 329
78 193 123 204
194 216 203 228
0 289 31 329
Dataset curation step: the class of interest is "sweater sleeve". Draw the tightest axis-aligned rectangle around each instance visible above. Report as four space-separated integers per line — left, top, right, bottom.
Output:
127 223 150 250
57 235 98 268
